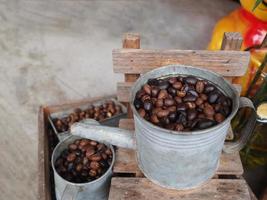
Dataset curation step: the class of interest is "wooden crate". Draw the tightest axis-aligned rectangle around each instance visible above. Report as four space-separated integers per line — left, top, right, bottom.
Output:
108 32 254 200
38 33 256 200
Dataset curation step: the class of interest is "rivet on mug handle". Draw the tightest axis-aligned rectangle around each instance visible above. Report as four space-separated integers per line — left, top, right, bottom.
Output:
223 97 257 154
61 184 79 200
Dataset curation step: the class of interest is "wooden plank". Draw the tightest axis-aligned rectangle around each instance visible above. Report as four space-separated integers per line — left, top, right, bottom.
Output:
221 32 243 82
112 49 250 76
117 81 241 103
221 32 243 51
115 119 243 176
122 33 141 118
38 106 52 200
108 178 250 200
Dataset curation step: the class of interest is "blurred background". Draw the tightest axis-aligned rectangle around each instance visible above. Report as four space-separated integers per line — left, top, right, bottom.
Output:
0 0 239 199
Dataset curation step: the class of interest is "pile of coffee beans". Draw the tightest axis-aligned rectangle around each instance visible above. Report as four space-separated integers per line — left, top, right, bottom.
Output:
55 139 113 183
53 101 122 132
134 75 232 131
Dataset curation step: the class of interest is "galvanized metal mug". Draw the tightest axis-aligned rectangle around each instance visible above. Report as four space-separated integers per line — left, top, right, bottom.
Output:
51 134 115 200
71 65 256 190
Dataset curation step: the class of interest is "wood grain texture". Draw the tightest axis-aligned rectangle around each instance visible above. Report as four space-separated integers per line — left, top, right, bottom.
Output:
112 49 250 75
122 33 141 118
221 32 243 51
114 118 243 176
38 107 52 200
117 81 241 103
108 178 250 200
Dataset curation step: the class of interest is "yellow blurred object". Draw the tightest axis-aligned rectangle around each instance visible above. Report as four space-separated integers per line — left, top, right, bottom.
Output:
208 0 267 96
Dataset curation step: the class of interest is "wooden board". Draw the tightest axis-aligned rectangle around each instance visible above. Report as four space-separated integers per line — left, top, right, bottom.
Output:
108 178 250 200
114 119 244 176
117 82 241 102
112 49 250 76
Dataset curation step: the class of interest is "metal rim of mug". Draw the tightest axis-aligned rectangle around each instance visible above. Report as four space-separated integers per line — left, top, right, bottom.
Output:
130 64 240 135
51 135 116 186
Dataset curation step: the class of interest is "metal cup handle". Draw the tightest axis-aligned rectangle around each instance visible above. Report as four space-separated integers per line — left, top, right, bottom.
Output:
223 97 256 154
61 184 79 200
71 121 136 150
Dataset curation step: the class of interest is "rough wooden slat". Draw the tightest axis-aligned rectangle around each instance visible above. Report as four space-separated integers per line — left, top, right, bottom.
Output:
108 178 250 200
221 32 243 51
112 49 250 76
122 33 141 118
117 82 241 103
38 107 52 200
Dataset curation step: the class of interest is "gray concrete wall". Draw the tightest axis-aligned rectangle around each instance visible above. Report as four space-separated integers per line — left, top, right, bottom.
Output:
0 0 238 199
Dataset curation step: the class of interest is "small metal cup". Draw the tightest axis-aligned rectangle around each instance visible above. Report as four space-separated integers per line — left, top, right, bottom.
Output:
51 135 115 200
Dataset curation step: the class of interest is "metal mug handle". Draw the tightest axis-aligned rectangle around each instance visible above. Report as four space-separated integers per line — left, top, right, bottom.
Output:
61 184 79 200
223 97 256 154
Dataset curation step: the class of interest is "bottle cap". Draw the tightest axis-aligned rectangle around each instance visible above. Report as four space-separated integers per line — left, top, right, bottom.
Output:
256 102 267 123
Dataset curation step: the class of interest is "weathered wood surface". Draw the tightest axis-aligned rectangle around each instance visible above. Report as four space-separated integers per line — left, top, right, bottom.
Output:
112 49 250 76
122 33 141 118
114 119 244 176
108 178 250 200
38 107 52 200
221 32 243 51
117 81 241 102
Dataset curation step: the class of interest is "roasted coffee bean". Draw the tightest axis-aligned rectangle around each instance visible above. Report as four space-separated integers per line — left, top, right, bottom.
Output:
134 99 142 110
197 119 216 129
172 81 183 90
76 164 83 172
188 90 199 97
185 102 196 109
143 84 151 95
158 89 168 99
67 153 76 162
158 80 170 90
143 100 153 111
89 153 102 161
168 77 177 84
175 124 184 131
151 87 160 97
168 106 177 112
90 161 100 170
187 109 197 121
89 169 97 177
168 87 177 96
196 81 205 93
69 144 78 151
174 96 182 104
177 103 187 111
215 113 225 123
164 98 175 106
204 104 215 117
208 91 220 104
134 75 232 132
177 90 186 97
86 149 95 158
151 114 160 124
196 97 204 106
169 112 177 122
138 108 146 118
185 76 197 85
55 139 113 183
183 94 197 102
204 84 215 93
157 109 170 118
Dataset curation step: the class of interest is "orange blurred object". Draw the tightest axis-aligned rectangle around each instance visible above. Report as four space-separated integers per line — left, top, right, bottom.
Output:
208 0 267 96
